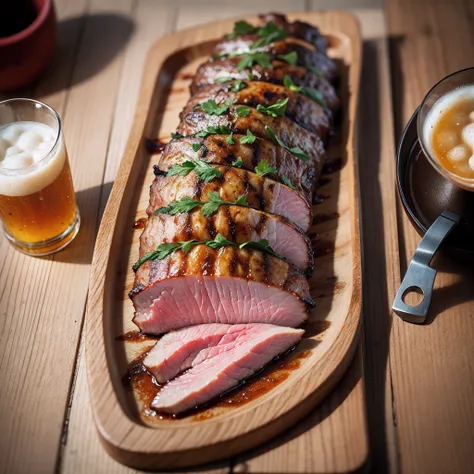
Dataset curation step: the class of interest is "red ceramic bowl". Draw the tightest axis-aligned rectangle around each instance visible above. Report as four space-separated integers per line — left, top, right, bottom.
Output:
0 0 57 92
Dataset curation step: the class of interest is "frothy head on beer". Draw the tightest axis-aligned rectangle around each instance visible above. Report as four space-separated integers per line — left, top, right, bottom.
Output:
0 121 66 197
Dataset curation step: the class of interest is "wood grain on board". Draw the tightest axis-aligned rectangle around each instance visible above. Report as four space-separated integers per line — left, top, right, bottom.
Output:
387 1 474 473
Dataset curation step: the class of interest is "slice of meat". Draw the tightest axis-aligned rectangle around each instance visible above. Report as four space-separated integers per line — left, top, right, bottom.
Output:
143 324 232 383
177 106 326 174
150 324 304 414
157 136 316 203
190 58 339 111
213 39 338 81
131 244 314 335
148 168 313 232
144 206 313 273
185 82 331 137
258 13 328 53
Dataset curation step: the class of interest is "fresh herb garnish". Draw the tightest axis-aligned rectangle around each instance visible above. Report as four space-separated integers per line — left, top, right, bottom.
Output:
247 72 255 80
156 191 248 217
192 143 202 152
195 99 234 116
227 20 258 39
133 233 282 270
236 105 251 117
232 79 247 91
277 51 298 66
255 160 277 177
215 76 234 83
265 126 310 162
250 22 287 49
171 132 184 139
167 160 222 182
239 129 257 144
195 125 231 138
256 98 288 118
237 52 273 71
226 133 235 145
232 157 243 168
306 65 323 76
283 75 303 92
281 176 296 190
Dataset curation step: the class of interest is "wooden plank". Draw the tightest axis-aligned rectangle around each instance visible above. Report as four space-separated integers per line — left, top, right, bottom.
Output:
387 1 474 473
0 0 133 473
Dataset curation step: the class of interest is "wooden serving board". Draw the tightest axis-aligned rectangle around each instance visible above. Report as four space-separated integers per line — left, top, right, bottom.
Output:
86 11 362 470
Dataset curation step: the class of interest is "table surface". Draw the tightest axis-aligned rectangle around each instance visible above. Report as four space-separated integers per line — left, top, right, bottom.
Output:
1 1 473 473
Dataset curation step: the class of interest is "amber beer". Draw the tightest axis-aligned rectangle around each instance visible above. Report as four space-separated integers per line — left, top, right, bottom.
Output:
0 99 80 255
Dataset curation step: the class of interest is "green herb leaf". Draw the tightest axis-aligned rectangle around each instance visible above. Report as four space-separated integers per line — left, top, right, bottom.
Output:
235 194 248 206
237 52 273 71
236 105 251 117
255 160 277 177
155 196 202 215
171 132 184 139
277 51 298 66
226 133 235 145
166 160 222 182
239 129 257 144
239 238 283 259
256 98 288 118
196 99 234 116
195 125 231 138
231 79 247 91
133 242 183 271
301 87 327 108
232 157 243 168
215 76 234 83
247 72 255 80
264 126 310 162
227 20 257 39
281 176 296 190
283 75 303 92
192 143 202 152
250 22 287 49
306 65 323 76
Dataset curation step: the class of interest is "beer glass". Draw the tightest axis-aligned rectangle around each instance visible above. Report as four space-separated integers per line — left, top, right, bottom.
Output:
0 98 80 255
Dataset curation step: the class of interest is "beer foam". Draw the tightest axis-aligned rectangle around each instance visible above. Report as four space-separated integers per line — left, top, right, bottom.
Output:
423 84 474 154
0 122 66 197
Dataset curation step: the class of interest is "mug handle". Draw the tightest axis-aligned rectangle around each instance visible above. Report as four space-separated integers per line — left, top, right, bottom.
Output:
392 211 460 324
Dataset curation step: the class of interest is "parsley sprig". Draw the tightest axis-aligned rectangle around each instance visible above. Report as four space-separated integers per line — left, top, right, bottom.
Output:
195 125 231 138
265 126 310 162
214 77 247 91
167 160 222 182
239 129 257 144
277 51 298 66
283 75 327 109
255 160 277 177
194 99 234 116
251 22 287 49
156 191 248 217
256 98 288 118
133 233 283 270
237 52 273 71
226 20 258 39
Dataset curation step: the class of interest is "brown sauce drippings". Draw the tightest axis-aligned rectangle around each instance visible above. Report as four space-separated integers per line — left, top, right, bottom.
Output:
124 346 313 422
145 138 167 154
180 73 194 80
133 218 147 229
312 212 340 225
116 330 160 343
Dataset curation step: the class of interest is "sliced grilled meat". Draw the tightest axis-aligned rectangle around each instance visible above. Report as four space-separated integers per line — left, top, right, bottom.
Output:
190 58 339 111
186 82 331 137
258 13 328 53
177 107 326 173
157 136 316 202
131 244 314 335
213 39 337 82
148 168 313 231
150 324 304 414
145 206 313 273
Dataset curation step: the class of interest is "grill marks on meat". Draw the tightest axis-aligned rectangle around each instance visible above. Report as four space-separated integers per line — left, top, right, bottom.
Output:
190 58 339 111
143 206 313 273
213 38 338 82
177 106 326 174
188 82 331 137
149 324 304 414
147 170 313 231
131 244 314 335
157 136 316 203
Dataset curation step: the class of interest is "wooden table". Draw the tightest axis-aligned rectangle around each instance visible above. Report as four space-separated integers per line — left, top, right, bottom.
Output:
1 1 473 473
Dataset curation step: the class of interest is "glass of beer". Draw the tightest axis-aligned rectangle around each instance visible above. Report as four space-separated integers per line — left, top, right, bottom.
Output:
0 98 80 255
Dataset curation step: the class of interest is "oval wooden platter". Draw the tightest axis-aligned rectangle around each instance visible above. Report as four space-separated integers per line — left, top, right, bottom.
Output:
86 11 362 470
